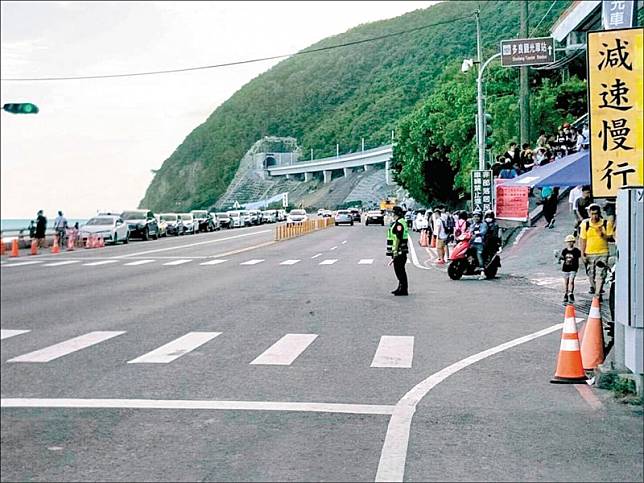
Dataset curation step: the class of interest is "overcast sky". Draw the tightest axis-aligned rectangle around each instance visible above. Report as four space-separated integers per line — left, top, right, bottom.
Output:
1 1 436 219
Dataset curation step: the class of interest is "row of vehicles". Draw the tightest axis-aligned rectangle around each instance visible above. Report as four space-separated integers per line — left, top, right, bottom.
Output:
333 208 385 226
77 208 290 245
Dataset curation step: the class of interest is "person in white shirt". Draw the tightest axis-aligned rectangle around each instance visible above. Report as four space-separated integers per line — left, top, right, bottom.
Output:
568 185 584 213
433 208 448 264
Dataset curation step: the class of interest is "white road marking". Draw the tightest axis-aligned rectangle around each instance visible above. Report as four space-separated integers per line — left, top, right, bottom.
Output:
280 259 301 265
83 260 119 266
408 239 431 271
329 246 338 251
319 259 338 265
1 329 30 341
375 323 564 482
2 261 43 268
359 259 374 265
240 259 264 265
128 332 221 364
7 331 126 363
199 259 227 265
250 334 318 366
342 240 347 244
311 253 322 259
0 398 395 415
371 336 414 368
162 259 192 266
120 229 271 257
42 260 80 267
123 259 156 266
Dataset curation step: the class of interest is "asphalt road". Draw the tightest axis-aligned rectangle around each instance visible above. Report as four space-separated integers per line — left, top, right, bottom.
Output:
1 221 642 482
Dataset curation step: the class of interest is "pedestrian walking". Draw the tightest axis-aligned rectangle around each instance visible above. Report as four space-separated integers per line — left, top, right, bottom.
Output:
568 185 583 213
53 210 68 246
559 234 581 304
35 210 47 248
386 206 409 296
541 186 558 229
574 185 593 237
579 204 615 296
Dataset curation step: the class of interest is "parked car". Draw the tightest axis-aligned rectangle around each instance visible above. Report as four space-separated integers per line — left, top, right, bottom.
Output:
247 210 262 225
216 212 232 229
349 208 362 223
208 212 222 231
227 211 245 228
317 208 326 217
365 209 385 226
79 215 129 245
287 209 308 224
191 210 216 232
120 209 159 240
334 210 354 226
240 210 252 226
158 213 183 236
321 210 334 218
261 210 277 223
178 213 198 234
277 209 287 222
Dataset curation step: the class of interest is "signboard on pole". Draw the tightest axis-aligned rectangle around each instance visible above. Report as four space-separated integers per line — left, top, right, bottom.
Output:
471 169 494 213
282 192 289 208
495 179 529 222
588 27 644 198
500 37 555 67
602 0 636 30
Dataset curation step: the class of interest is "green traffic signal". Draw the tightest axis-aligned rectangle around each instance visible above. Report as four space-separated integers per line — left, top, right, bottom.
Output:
3 103 39 114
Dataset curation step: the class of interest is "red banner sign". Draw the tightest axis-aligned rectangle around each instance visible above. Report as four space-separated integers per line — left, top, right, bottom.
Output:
495 179 529 221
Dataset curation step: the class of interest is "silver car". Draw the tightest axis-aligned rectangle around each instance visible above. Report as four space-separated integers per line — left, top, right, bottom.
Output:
79 216 129 244
334 210 354 226
178 213 198 234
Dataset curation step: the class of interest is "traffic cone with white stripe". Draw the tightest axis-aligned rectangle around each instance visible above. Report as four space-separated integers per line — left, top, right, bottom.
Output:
551 304 587 384
580 296 605 370
51 236 61 254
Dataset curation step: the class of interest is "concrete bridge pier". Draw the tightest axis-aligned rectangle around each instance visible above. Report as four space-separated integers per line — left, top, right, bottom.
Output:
343 167 351 177
385 160 391 185
286 174 294 180
304 172 313 182
364 164 371 172
323 170 332 184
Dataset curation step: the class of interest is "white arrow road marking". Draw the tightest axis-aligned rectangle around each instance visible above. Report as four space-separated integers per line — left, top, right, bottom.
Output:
359 259 374 265
319 259 337 265
83 260 119 266
128 332 221 364
1 330 30 340
371 336 414 368
123 259 156 266
280 259 301 265
199 259 228 265
240 259 264 265
42 260 80 267
162 259 192 266
250 334 318 366
7 331 126 363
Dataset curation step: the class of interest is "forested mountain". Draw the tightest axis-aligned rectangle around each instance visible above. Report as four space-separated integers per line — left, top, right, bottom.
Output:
140 1 571 211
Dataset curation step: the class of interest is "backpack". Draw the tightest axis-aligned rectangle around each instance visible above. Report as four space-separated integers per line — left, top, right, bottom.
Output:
442 215 455 235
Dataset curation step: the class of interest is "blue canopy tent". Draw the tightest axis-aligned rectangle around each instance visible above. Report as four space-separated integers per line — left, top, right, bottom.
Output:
503 150 590 188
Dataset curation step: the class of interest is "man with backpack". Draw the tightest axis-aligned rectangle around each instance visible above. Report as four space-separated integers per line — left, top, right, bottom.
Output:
579 204 615 297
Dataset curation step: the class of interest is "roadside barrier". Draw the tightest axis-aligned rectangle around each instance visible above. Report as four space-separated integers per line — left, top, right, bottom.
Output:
551 304 587 384
30 240 39 256
10 239 19 257
51 236 61 254
274 218 334 241
580 296 605 370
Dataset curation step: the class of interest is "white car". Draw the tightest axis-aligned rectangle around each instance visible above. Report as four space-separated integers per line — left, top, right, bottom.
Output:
79 215 129 245
240 210 252 226
227 211 245 228
287 209 308 224
178 213 198 234
158 213 183 236
277 209 287 222
261 210 277 223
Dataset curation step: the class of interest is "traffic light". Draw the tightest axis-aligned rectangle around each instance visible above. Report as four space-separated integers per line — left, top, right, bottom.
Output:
3 103 39 114
484 112 493 149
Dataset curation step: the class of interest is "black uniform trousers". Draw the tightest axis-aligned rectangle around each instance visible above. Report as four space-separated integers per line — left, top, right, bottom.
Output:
393 254 408 292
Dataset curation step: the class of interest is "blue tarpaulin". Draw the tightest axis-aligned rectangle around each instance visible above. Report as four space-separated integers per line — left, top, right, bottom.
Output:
503 150 590 188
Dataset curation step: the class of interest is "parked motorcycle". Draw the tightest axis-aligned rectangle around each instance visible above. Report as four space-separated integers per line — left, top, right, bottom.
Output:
447 232 501 280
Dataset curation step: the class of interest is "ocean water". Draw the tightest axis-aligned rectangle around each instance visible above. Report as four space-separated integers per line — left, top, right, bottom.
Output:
1 219 88 232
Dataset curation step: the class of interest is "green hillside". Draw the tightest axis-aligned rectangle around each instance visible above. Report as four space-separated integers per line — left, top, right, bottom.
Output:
140 1 571 211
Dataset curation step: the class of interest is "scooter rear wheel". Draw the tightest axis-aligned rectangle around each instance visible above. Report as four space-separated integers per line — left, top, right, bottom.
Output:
447 261 464 280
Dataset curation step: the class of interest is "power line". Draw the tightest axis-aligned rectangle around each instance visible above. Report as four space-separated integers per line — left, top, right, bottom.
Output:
1 13 475 82
530 0 558 37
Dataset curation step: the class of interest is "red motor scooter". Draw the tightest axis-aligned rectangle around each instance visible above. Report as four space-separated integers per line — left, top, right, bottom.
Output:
447 231 501 280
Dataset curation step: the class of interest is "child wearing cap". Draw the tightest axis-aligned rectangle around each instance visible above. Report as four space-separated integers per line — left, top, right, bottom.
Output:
559 234 582 304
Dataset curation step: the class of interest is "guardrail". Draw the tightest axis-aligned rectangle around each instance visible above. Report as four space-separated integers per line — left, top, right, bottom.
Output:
274 218 334 241
0 229 58 249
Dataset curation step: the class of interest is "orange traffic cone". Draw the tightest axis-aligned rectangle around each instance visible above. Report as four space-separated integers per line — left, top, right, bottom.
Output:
551 304 587 384
10 239 19 257
67 235 75 251
30 240 39 256
97 236 104 248
430 235 436 248
0 238 5 256
85 235 93 249
580 296 605 370
51 236 61 254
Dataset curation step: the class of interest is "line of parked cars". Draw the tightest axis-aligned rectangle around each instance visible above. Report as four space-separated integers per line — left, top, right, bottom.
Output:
77 208 289 245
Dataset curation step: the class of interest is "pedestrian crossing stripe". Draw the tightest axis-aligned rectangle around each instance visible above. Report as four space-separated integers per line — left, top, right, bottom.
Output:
359 259 374 264
319 259 337 265
3 330 415 368
200 259 227 265
43 260 80 267
83 260 119 266
162 259 192 266
2 261 43 267
240 259 264 265
280 259 300 265
123 259 155 266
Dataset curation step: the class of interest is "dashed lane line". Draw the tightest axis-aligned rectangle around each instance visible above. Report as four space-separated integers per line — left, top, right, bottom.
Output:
199 259 228 266
162 259 192 266
358 259 374 265
280 259 301 265
319 259 338 265
311 253 323 259
123 259 156 266
240 259 265 265
83 260 119 266
1 330 31 341
1 261 43 267
42 260 81 267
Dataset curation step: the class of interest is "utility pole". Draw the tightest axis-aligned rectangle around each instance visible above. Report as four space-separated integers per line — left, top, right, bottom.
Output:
476 8 485 170
520 0 530 145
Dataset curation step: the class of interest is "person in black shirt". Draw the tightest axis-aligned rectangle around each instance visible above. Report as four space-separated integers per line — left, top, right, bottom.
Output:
35 210 48 248
559 234 582 304
574 185 593 237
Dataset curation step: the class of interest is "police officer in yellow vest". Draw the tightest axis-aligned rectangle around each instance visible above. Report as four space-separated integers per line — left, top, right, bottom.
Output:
387 206 409 296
